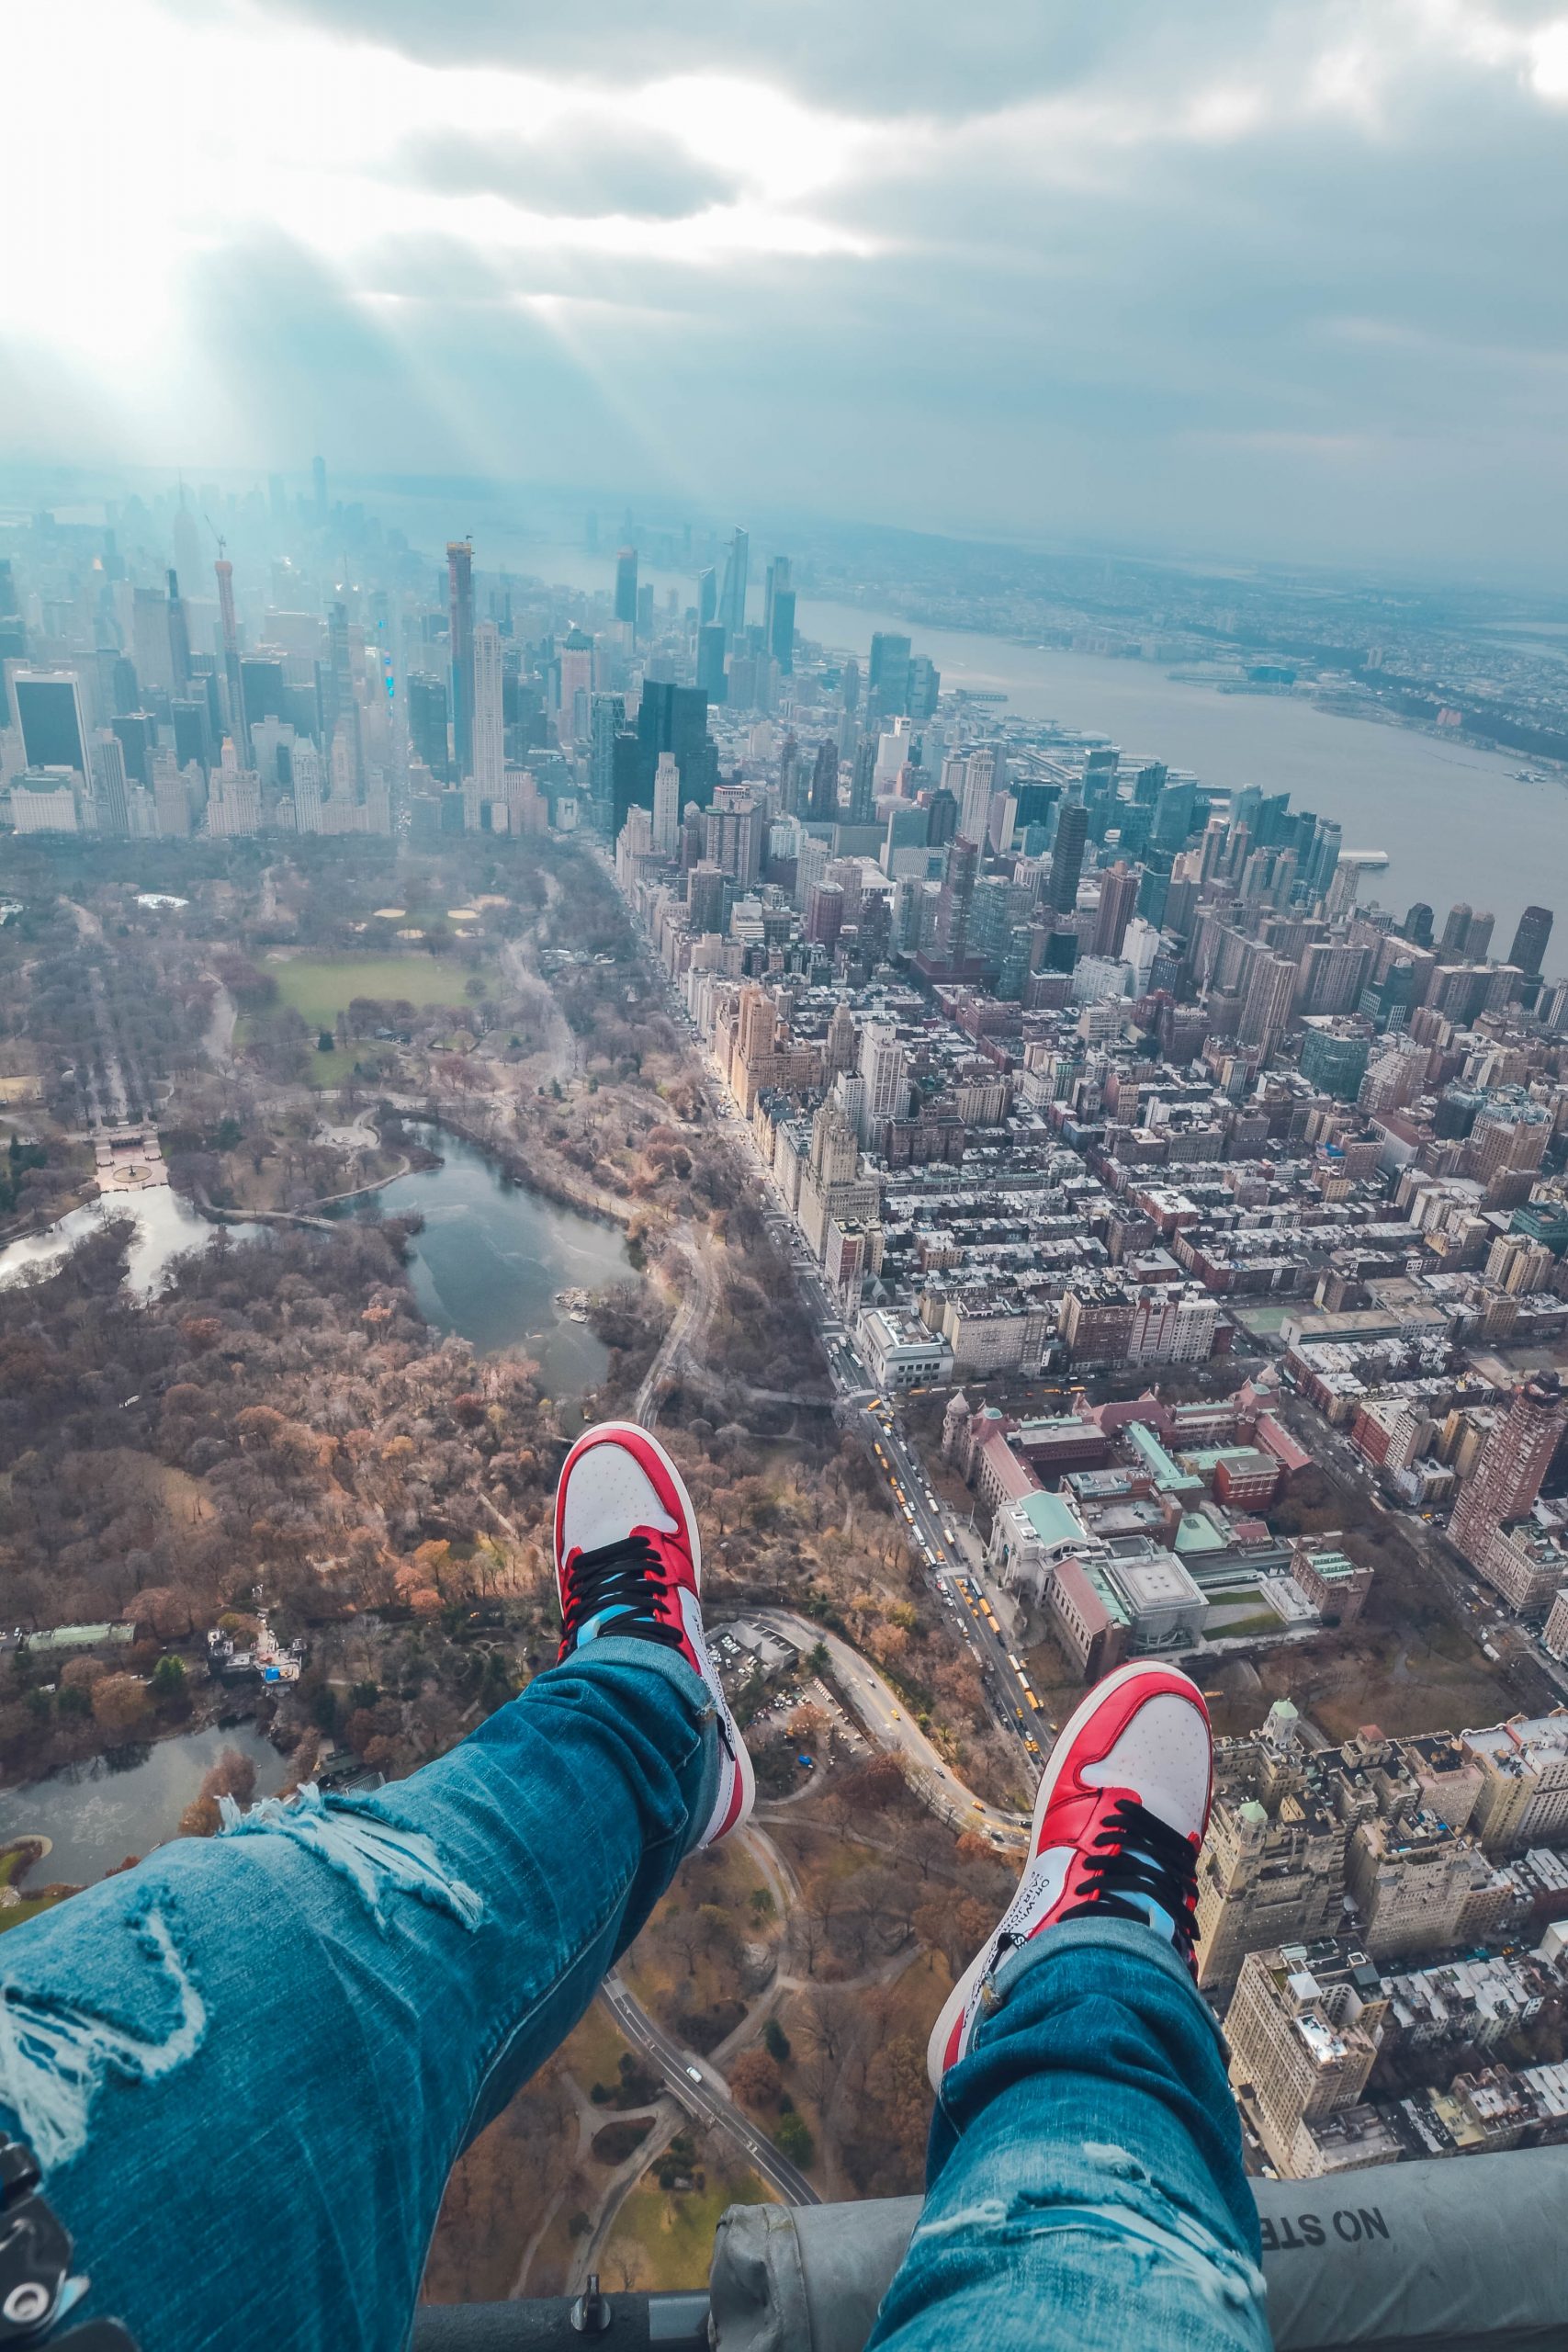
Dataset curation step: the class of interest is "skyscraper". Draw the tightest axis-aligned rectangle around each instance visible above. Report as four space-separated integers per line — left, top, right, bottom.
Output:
705 787 761 887
325 600 361 788
696 623 728 703
291 741 324 833
719 527 749 642
1050 799 1088 914
1152 778 1197 852
1451 1374 1565 1552
805 882 844 949
14 673 89 775
637 682 716 809
1238 954 1298 1056
132 586 175 696
111 712 155 785
611 729 642 839
1509 904 1554 976
1093 862 1140 961
762 555 789 650
808 740 840 822
447 540 475 777
1464 910 1495 963
408 673 450 779
925 787 958 848
697 567 716 628
589 692 626 833
687 862 725 933
1450 1369 1568 1611
0 560 24 662
960 748 997 847
312 455 328 523
849 736 878 825
652 752 681 858
615 548 638 633
1404 902 1435 949
932 836 978 967
1439 902 1473 958
472 620 504 816
89 731 130 836
1296 940 1371 1018
170 698 213 777
907 654 941 722
214 554 250 769
770 582 795 674
557 628 593 749
857 1019 907 1148
1307 817 1341 902
868 632 911 718
166 570 191 692
778 732 801 818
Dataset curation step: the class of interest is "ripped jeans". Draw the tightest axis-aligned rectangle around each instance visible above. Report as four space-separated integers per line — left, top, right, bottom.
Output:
0 1635 717 2351
869 1918 1271 2352
0 1639 1267 2352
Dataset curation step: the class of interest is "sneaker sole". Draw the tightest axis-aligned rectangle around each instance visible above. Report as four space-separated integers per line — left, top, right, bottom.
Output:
926 1659 1200 2091
556 1419 753 1847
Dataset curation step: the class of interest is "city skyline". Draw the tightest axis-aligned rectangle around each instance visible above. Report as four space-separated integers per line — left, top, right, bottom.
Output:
8 1 1568 571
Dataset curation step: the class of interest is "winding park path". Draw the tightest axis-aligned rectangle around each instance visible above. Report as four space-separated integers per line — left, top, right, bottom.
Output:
752 1609 1029 1855
634 1228 714 1430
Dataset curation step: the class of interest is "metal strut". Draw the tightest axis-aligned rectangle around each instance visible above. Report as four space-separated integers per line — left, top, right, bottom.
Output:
0 2140 136 2350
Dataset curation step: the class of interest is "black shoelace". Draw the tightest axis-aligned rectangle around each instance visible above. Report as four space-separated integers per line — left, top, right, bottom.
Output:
1057 1797 1201 1963
563 1532 683 1653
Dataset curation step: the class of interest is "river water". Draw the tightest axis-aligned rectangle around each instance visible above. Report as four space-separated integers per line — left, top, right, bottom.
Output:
801 596 1568 945
0 1721 289 1885
524 541 1568 944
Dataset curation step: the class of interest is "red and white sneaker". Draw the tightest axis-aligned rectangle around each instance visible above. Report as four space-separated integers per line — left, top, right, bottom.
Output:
553 1420 754 1849
927 1659 1212 2091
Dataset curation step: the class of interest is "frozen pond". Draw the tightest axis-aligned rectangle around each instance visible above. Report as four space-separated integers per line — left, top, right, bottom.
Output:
0 1186 265 1296
0 1721 290 1885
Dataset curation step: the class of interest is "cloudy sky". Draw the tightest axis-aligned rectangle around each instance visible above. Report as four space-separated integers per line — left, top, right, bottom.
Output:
6 0 1568 571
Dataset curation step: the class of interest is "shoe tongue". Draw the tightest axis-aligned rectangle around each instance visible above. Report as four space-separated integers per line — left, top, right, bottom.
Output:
574 1604 640 1645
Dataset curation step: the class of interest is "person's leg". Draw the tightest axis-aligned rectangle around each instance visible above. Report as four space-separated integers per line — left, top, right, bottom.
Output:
0 1641 709 2352
871 1924 1268 2352
0 1422 750 2352
871 1663 1269 2352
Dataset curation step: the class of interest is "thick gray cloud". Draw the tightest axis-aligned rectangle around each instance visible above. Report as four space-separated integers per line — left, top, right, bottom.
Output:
8 0 1568 572
397 121 738 219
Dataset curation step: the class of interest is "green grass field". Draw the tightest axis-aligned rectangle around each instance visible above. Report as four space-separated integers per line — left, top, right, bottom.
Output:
267 953 489 1024
246 953 495 1086
603 2164 773 2291
0 1843 64 1936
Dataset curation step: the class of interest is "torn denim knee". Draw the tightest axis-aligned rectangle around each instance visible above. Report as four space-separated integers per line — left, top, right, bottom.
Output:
913 2142 1267 2322
219 1784 484 1933
0 1907 204 2173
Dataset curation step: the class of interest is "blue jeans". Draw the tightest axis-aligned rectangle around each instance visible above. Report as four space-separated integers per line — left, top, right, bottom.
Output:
0 1637 716 2351
0 1645 1266 2352
869 1921 1270 2352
